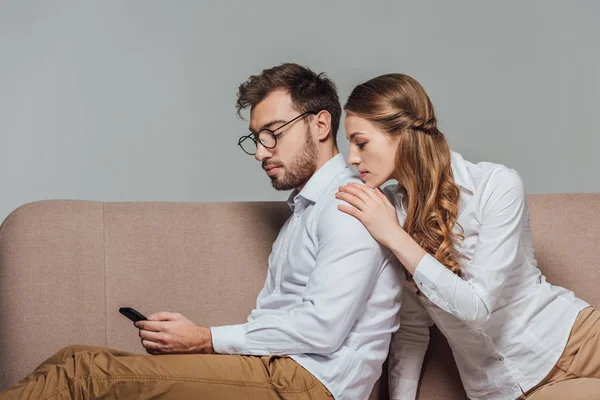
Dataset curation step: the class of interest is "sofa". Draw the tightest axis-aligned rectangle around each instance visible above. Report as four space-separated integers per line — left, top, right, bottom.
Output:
1 194 599 399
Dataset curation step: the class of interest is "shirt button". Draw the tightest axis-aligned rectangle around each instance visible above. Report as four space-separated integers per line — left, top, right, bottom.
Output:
498 357 504 361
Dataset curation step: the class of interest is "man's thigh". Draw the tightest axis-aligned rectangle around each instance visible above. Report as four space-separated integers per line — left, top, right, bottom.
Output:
101 351 274 399
4 345 331 400
89 350 330 399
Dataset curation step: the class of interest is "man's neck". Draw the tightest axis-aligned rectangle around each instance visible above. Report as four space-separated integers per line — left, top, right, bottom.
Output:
316 147 340 171
296 148 340 192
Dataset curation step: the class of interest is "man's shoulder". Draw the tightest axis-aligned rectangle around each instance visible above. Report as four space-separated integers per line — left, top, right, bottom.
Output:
312 170 362 212
310 171 378 240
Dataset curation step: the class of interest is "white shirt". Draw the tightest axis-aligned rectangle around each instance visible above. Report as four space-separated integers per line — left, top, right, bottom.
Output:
386 151 589 400
211 154 403 400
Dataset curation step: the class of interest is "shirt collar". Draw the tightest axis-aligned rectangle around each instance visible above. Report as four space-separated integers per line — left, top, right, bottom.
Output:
450 151 474 193
286 153 348 210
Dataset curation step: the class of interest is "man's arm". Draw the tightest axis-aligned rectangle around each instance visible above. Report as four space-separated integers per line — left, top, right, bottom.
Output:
211 200 395 355
135 257 276 354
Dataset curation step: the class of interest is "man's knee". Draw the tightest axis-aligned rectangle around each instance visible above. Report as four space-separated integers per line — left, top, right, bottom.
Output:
67 344 101 352
47 344 108 364
62 344 105 355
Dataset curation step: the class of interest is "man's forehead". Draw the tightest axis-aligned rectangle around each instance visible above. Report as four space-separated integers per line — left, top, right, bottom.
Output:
249 92 296 132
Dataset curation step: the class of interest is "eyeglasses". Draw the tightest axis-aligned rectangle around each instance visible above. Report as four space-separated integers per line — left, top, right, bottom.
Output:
238 111 317 155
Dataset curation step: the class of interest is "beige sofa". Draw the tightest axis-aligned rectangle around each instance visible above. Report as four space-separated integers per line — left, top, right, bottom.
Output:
1 194 599 399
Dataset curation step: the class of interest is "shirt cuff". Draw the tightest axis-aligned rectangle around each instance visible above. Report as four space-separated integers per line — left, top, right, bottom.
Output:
413 253 445 293
210 324 248 354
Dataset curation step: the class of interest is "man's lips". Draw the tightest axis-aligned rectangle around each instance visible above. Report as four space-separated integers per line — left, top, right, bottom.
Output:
264 165 281 176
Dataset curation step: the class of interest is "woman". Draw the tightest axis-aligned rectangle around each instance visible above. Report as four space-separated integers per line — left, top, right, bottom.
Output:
335 74 598 400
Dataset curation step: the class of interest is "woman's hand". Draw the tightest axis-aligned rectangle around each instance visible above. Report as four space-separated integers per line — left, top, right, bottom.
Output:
336 183 402 248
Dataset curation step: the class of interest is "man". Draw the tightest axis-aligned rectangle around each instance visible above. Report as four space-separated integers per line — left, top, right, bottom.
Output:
1 63 402 400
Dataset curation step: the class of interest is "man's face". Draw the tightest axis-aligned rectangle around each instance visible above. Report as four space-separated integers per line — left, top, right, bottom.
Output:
249 90 318 191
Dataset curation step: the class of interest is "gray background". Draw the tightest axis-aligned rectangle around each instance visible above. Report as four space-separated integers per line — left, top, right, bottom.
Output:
1 0 598 223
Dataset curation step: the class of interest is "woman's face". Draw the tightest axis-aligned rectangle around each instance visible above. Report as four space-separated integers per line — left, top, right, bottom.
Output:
344 114 400 188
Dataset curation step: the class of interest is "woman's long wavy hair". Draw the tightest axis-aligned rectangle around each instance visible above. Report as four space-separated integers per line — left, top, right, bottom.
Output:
345 74 464 281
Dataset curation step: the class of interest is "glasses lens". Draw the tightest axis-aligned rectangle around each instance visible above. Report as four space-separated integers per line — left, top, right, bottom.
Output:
258 130 276 149
239 136 257 155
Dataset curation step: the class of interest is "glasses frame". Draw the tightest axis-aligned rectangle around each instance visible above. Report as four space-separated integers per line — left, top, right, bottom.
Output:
237 110 318 155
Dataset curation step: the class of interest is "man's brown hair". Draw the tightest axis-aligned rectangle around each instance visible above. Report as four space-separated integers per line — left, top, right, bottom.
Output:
236 63 341 147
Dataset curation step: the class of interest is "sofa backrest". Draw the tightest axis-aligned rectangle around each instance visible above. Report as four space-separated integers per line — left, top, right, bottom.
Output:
1 194 599 399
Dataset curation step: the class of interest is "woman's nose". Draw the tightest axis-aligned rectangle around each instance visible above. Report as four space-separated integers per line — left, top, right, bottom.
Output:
347 151 360 166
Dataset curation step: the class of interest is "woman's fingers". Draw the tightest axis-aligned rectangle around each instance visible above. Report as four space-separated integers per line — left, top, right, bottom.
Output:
338 183 378 206
336 191 367 211
338 204 363 221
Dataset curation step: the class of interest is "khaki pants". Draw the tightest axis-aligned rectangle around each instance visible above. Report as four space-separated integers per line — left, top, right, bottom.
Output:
0 345 333 399
520 306 600 399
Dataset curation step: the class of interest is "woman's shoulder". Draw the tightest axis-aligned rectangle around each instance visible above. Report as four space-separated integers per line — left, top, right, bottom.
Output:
463 156 525 197
468 160 527 216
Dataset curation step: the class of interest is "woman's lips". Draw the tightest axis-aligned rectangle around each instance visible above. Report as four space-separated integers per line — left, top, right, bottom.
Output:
360 171 369 179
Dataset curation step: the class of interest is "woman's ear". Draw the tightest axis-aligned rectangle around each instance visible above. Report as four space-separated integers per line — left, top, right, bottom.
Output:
314 110 332 142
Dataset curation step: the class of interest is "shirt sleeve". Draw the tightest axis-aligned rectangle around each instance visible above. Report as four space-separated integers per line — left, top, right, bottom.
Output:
211 199 395 355
388 284 433 400
412 168 528 326
246 263 271 323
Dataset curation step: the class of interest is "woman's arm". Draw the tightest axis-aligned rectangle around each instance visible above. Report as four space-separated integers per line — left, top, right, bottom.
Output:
338 168 528 327
402 169 527 325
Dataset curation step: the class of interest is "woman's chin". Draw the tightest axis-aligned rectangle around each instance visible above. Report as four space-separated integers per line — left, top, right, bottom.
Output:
362 176 385 188
358 171 386 188
363 181 380 189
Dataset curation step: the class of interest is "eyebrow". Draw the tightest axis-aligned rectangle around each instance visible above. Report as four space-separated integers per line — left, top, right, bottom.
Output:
348 132 365 141
249 119 288 135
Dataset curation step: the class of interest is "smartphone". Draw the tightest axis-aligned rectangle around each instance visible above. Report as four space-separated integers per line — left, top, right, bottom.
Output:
119 307 147 322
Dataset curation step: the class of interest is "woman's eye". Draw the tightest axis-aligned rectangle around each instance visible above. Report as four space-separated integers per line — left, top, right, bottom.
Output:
357 142 367 150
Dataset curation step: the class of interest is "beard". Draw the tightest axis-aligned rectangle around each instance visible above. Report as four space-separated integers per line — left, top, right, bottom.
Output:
266 127 318 191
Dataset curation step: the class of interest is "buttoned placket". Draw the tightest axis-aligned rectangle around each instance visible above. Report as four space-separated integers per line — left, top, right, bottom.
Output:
273 195 303 294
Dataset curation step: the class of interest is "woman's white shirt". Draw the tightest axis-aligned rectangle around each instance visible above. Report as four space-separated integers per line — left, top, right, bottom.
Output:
386 151 588 400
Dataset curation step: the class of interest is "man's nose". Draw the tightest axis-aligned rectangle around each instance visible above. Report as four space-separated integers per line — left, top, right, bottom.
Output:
254 142 272 162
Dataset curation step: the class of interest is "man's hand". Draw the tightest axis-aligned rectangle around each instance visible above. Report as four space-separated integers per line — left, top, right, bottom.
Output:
134 312 214 355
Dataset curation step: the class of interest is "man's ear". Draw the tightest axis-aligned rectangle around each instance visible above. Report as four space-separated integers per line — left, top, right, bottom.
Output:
313 110 332 142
